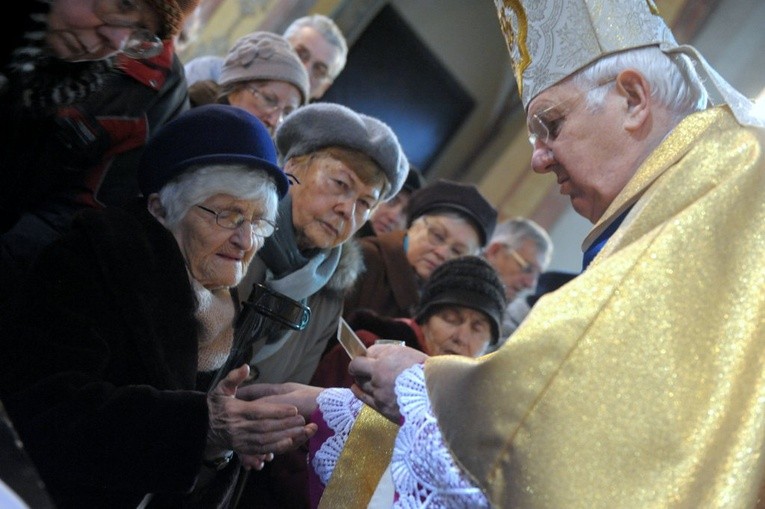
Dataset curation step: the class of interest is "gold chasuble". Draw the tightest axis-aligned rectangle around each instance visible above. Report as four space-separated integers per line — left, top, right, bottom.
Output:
427 107 765 508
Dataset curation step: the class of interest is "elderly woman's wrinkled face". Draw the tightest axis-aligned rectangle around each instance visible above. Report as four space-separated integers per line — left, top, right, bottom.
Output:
422 306 492 357
227 80 303 136
287 155 383 250
47 0 162 61
172 193 272 289
405 215 481 279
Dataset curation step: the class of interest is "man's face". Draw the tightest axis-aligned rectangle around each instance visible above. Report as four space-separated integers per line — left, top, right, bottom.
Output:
370 190 411 235
287 26 340 100
484 238 541 301
288 155 383 250
527 79 635 223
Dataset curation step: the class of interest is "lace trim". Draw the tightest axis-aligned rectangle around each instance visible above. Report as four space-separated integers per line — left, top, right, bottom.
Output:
313 367 489 507
392 364 489 507
313 388 363 485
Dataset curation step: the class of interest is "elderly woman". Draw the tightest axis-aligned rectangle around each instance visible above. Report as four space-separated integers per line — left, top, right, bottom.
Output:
189 31 310 136
0 105 316 508
315 255 506 388
343 178 498 320
1 0 199 299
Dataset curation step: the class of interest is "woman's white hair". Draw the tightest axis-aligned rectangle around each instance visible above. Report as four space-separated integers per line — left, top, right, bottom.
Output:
574 45 708 124
157 164 279 228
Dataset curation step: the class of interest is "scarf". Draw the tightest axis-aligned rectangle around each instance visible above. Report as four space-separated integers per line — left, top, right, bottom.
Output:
257 195 341 302
4 3 112 112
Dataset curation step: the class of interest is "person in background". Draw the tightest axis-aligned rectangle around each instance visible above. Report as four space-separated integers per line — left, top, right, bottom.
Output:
0 0 199 298
250 0 765 506
0 105 316 508
356 165 426 238
282 14 348 100
188 31 309 136
315 255 506 389
482 217 552 341
184 13 347 101
184 53 224 85
342 178 498 320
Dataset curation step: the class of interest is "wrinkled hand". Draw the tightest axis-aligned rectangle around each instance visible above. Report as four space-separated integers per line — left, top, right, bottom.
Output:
238 382 323 420
206 365 318 463
349 345 428 423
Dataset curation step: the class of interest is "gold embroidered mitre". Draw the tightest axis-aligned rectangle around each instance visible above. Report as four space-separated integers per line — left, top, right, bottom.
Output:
492 0 765 127
492 0 676 108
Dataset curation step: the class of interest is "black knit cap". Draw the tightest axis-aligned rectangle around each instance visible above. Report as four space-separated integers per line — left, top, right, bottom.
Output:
414 256 507 345
406 179 497 246
403 165 426 192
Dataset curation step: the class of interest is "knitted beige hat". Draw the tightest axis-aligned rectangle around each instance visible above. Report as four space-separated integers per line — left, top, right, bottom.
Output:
220 32 310 105
493 0 764 127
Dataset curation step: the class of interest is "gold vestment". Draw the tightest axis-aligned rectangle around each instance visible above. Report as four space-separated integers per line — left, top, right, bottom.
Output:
427 107 765 507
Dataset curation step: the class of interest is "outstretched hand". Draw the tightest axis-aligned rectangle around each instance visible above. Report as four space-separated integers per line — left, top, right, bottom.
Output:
238 382 323 420
349 345 428 423
206 365 317 466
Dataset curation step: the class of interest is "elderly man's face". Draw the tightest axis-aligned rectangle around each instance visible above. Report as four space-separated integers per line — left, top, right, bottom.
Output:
288 156 383 250
484 238 541 301
171 193 270 290
422 306 492 357
527 78 636 223
405 215 481 279
288 26 339 100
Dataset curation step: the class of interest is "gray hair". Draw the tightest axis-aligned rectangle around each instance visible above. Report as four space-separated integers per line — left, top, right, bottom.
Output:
574 46 708 125
157 164 279 228
283 14 348 79
488 217 553 270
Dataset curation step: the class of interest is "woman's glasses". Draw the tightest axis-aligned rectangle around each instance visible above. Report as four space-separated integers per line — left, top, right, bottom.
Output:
196 205 278 238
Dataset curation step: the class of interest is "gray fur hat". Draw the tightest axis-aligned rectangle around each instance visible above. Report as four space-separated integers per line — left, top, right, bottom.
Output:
275 103 408 201
220 32 310 105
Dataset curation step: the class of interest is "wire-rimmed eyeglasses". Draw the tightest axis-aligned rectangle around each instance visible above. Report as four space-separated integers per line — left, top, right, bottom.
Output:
120 29 163 59
527 77 616 146
196 205 278 238
422 217 471 259
247 86 297 119
507 248 540 275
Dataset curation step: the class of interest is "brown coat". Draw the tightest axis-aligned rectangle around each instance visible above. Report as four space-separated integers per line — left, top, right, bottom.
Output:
342 230 421 320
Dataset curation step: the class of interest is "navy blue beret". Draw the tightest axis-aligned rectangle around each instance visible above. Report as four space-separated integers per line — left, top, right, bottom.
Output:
138 104 289 197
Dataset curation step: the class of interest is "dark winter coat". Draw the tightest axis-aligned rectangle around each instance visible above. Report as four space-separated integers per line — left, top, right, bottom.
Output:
342 230 422 320
0 202 230 508
1 6 190 295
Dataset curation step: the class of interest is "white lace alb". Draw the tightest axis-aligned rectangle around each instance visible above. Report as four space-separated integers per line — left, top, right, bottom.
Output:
313 364 489 507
